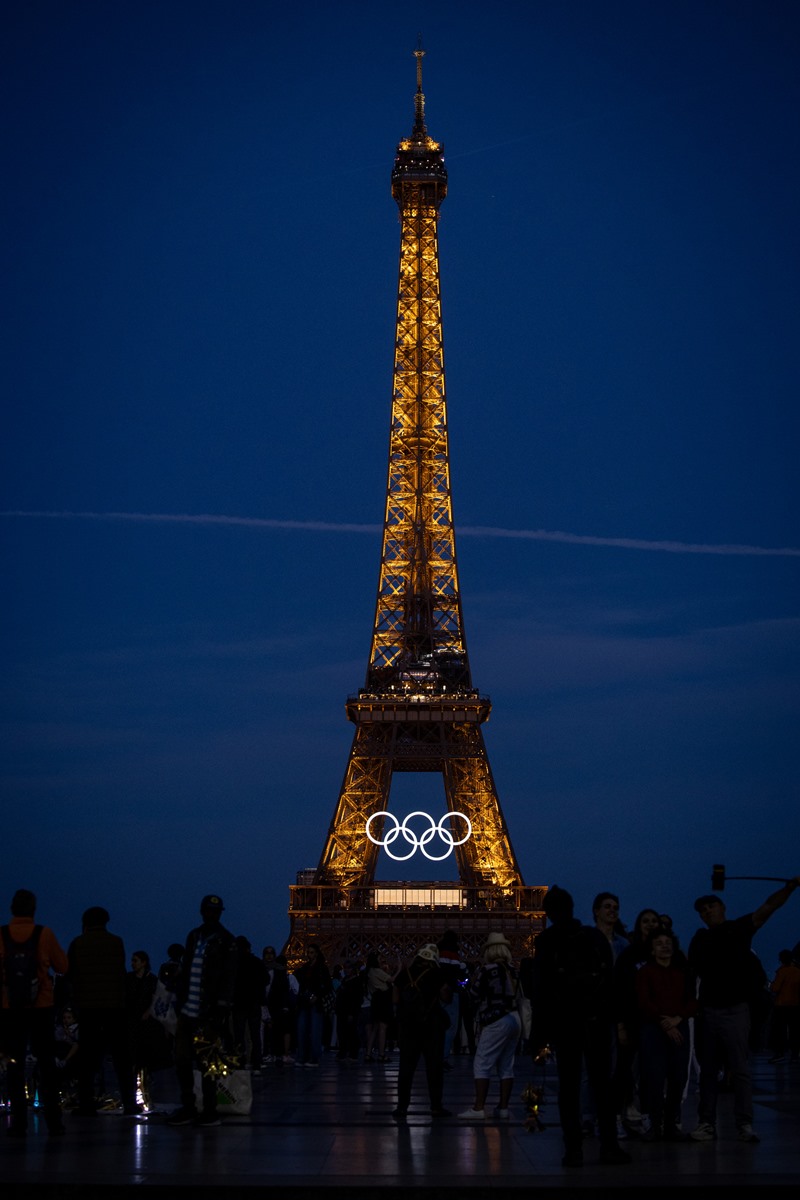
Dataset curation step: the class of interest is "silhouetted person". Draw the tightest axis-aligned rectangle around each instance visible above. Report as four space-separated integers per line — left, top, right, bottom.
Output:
392 943 450 1120
769 950 800 1062
232 936 266 1069
438 929 466 1067
636 927 696 1139
688 877 800 1143
158 943 184 991
335 960 365 1062
294 943 333 1067
167 894 237 1127
531 885 631 1167
68 906 136 1115
0 888 68 1136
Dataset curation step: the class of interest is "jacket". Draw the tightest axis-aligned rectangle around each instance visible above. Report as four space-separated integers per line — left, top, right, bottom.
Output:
175 923 237 1018
68 927 128 1009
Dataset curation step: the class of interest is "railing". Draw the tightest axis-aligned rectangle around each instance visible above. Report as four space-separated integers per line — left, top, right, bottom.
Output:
288 883 546 914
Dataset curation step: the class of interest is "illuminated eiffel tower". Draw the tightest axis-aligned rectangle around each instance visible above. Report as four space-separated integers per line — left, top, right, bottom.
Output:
286 50 545 964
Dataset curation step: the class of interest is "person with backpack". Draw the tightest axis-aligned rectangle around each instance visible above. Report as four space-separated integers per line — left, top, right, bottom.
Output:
530 885 631 1167
0 888 68 1136
392 943 450 1120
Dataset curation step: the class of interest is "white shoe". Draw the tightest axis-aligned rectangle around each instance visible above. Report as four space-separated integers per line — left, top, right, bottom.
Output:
458 1108 486 1120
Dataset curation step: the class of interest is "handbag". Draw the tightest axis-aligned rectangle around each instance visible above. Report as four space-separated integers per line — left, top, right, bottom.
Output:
512 977 532 1040
516 992 532 1040
193 1068 253 1116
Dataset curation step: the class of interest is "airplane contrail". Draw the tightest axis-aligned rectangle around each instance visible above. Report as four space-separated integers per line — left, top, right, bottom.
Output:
2 510 798 558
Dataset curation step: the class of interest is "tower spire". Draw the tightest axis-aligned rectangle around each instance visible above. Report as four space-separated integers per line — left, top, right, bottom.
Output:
413 39 426 135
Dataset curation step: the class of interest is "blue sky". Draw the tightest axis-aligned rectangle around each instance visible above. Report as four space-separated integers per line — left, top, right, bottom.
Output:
3 1 799 969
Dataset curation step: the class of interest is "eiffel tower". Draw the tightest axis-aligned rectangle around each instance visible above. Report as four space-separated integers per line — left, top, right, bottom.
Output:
286 50 545 965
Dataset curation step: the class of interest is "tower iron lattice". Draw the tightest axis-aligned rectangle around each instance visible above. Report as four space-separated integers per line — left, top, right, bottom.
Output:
286 50 545 966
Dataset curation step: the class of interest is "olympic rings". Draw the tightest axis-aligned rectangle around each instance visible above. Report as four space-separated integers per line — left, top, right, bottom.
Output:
365 810 473 863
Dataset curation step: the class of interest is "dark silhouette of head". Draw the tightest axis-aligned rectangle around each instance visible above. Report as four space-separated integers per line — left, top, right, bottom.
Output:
542 885 574 924
10 889 36 918
82 906 110 930
200 895 225 925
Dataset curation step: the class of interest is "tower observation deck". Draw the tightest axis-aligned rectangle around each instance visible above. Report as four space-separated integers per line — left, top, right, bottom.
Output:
286 50 545 964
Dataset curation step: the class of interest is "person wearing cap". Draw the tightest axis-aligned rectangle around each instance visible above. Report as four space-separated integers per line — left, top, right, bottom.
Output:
167 894 237 1127
688 876 800 1144
458 932 522 1121
391 943 450 1120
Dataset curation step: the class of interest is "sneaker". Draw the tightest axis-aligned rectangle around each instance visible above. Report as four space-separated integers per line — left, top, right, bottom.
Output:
689 1122 716 1141
737 1124 760 1143
458 1107 486 1120
599 1143 632 1165
494 1107 510 1120
194 1112 221 1127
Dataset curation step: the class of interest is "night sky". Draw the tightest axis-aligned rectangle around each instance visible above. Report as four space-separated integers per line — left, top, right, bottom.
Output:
3 1 799 972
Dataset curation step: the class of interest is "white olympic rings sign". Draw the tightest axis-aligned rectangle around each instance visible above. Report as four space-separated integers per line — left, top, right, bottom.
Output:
365 810 473 863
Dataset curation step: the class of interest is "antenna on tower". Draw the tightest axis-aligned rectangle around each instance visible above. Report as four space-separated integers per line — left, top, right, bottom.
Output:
413 37 426 135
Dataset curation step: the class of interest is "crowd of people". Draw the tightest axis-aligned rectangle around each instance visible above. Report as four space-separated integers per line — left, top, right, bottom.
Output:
1 878 798 1163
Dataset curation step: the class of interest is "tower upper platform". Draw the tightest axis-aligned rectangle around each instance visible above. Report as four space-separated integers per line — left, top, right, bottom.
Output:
391 47 447 207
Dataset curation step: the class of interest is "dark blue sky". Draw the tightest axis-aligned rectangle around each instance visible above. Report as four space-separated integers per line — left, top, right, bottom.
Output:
3 1 799 967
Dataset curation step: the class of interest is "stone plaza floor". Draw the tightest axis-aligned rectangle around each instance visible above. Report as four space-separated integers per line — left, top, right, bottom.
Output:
2 1050 798 1197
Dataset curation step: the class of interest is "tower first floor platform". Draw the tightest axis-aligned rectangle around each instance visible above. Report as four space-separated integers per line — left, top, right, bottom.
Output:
285 881 546 967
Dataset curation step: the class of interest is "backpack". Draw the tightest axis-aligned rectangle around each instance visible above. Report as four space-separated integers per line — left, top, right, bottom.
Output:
398 965 435 1026
1 924 43 1009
